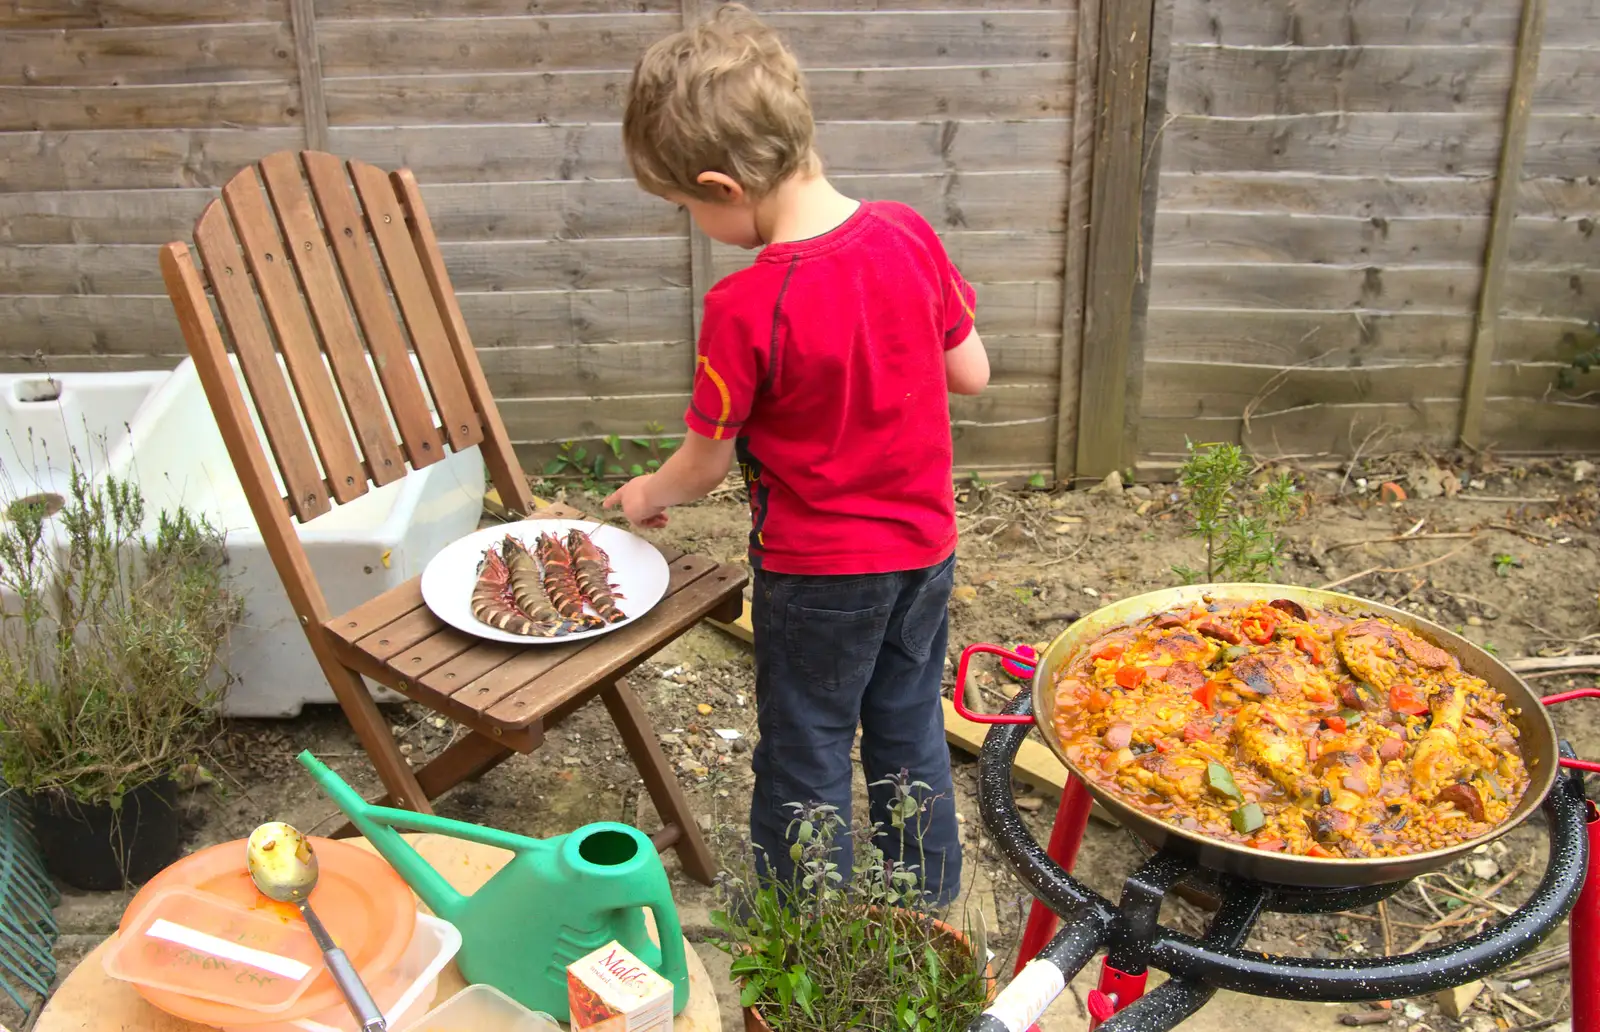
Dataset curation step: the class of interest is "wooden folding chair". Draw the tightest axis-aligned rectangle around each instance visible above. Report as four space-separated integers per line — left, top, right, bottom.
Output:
158 150 746 884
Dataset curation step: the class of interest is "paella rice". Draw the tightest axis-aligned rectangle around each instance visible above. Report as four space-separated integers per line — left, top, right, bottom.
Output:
1051 598 1530 859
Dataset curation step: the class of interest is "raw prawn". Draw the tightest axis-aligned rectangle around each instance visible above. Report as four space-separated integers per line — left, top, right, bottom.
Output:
537 533 603 629
501 535 580 636
565 529 627 623
471 547 544 636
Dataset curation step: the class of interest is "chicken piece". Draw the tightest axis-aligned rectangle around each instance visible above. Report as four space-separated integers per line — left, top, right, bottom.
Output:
1337 619 1459 689
1228 651 1306 699
1234 703 1308 795
1412 671 1473 790
1128 752 1207 803
1334 620 1404 688
1399 633 1457 672
1125 627 1218 669
1313 743 1381 799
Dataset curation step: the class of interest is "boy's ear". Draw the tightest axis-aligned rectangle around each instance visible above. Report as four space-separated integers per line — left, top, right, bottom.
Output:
695 171 747 203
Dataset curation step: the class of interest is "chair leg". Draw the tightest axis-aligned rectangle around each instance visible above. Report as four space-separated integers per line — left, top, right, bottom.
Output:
331 730 521 839
601 678 717 886
320 662 433 816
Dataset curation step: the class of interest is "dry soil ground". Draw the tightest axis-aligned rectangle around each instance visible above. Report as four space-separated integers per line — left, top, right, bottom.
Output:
26 450 1600 1032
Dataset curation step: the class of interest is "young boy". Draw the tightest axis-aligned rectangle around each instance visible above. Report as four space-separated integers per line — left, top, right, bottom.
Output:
604 2 989 903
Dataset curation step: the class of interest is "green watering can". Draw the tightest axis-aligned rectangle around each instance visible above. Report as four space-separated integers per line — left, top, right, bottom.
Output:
296 751 688 1020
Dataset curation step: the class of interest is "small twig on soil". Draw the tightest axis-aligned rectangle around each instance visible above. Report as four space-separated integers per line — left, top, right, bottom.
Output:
1495 990 1544 1020
1509 1014 1574 1032
1423 874 1516 916
1524 668 1600 680
1507 654 1600 674
1392 577 1428 607
1028 610 1082 625
1436 588 1503 619
1324 531 1476 553
1487 522 1566 544
1319 544 1472 591
1499 954 1571 981
1339 424 1393 497
1377 899 1394 956
1453 496 1560 504
1338 1012 1391 1026
1412 880 1448 922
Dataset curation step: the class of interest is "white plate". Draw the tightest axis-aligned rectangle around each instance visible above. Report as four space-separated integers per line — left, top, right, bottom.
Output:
419 519 670 645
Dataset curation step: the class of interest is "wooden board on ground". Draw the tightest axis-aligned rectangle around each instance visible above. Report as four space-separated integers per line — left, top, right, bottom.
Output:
482 486 551 522
706 596 754 645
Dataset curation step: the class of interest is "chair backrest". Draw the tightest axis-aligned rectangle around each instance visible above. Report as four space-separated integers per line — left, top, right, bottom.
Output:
158 150 531 525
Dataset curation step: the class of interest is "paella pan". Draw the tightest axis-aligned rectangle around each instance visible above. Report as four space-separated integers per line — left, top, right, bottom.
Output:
957 583 1563 888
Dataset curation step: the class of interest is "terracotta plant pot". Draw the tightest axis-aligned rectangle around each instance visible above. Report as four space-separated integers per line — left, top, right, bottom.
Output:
740 912 992 1032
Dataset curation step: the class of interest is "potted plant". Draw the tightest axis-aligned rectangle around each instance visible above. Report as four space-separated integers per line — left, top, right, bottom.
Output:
712 774 993 1032
0 463 238 890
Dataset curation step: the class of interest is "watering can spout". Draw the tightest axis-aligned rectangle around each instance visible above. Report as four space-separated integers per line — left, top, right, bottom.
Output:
295 750 467 922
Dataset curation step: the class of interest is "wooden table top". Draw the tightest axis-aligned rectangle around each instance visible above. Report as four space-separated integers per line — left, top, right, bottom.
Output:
35 833 722 1031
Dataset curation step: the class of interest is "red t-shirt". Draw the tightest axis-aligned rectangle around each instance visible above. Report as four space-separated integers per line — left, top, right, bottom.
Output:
683 201 977 575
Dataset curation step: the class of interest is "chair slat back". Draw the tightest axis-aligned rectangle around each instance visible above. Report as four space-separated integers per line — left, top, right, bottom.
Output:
163 150 522 525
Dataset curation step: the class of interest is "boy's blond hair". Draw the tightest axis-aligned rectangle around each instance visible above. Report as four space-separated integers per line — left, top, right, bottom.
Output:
624 3 819 201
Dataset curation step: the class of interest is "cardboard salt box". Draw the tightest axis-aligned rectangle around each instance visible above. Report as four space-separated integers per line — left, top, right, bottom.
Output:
567 939 673 1032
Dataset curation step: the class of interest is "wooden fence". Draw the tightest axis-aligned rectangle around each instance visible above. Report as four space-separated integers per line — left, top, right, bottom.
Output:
0 0 1595 481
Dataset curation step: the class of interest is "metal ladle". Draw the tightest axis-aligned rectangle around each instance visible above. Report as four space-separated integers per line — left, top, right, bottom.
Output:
247 822 386 1031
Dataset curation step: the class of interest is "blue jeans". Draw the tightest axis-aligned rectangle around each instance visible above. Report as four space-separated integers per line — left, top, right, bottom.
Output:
748 554 962 905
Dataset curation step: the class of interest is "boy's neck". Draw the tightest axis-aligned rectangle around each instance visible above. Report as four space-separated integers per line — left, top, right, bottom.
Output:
755 173 860 246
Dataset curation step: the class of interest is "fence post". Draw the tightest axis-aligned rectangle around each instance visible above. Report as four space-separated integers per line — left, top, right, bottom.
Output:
1073 0 1162 482
1460 0 1546 449
1053 0 1100 485
287 0 329 153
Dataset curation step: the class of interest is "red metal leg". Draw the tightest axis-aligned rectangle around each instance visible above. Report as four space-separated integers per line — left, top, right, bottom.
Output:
1015 776 1094 974
1087 961 1150 1030
1574 800 1600 1032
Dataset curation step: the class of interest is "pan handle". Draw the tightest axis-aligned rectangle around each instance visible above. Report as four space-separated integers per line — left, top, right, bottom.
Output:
955 643 1038 725
1539 689 1600 771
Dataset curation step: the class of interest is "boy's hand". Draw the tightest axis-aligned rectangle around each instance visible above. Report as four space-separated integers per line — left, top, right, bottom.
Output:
603 475 669 528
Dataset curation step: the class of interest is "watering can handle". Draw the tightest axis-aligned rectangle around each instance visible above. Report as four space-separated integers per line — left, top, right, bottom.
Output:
644 899 689 1012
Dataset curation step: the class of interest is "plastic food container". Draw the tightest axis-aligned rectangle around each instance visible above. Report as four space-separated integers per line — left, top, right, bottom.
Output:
104 887 324 1014
117 836 416 1028
399 984 561 1032
219 914 461 1032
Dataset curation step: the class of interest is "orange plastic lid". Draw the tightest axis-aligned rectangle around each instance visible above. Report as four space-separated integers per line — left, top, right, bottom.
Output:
105 887 324 1013
117 836 416 1027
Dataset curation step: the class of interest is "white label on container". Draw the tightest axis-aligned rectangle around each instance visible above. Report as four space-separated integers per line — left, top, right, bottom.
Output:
982 957 1067 1032
146 919 313 980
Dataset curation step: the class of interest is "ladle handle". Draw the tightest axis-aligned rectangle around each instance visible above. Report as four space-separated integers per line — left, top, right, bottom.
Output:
300 902 386 1030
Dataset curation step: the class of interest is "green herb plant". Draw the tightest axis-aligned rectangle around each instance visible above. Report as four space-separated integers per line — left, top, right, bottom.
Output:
543 423 681 493
711 774 990 1031
0 455 239 807
1171 440 1298 584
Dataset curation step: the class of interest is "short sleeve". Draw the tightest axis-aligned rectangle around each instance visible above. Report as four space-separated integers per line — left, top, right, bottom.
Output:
943 263 978 350
684 289 761 441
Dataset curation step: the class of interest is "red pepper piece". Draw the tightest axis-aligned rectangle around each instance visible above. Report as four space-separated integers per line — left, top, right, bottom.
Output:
1389 683 1430 716
1191 680 1223 712
1241 610 1279 645
1115 666 1146 690
1295 633 1323 665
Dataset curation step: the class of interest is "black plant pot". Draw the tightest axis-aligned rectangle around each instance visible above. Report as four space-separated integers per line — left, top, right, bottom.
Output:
28 777 187 891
